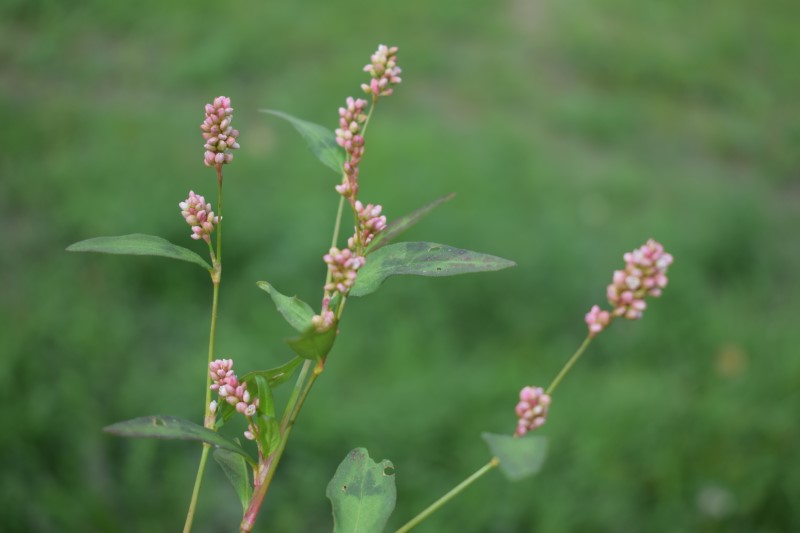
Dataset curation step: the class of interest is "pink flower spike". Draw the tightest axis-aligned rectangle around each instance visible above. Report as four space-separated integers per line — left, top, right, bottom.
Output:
604 239 673 322
201 96 240 167
514 386 551 436
361 44 402 99
181 191 219 243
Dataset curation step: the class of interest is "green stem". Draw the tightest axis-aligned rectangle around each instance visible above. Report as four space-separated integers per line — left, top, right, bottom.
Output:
240 360 321 532
394 458 500 533
182 167 224 533
546 335 591 396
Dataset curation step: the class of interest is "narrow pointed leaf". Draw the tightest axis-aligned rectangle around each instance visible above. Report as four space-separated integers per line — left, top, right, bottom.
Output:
351 242 516 297
367 193 456 253
213 448 253 512
104 416 255 465
256 281 314 332
481 433 548 482
326 448 396 533
286 324 337 362
261 109 343 174
240 356 303 388
67 234 211 271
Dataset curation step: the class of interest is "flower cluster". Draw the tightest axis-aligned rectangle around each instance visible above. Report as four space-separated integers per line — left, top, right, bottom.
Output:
209 359 259 440
179 191 219 243
335 97 368 199
584 239 673 336
361 45 402 98
515 386 551 436
323 247 366 295
201 96 240 167
607 239 673 319
348 201 387 249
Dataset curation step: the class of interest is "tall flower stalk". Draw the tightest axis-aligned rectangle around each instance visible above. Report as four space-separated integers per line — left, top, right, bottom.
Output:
182 96 239 533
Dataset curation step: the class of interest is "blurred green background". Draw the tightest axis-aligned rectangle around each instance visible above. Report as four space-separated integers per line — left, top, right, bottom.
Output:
3 0 799 531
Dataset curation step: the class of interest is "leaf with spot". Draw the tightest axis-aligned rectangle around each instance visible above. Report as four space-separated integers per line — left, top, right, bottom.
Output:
67 234 212 271
482 433 548 482
367 193 456 253
326 448 396 533
351 242 516 297
260 109 344 174
104 416 255 465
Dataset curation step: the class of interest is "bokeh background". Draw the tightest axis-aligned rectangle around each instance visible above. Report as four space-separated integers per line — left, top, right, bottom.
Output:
3 0 799 531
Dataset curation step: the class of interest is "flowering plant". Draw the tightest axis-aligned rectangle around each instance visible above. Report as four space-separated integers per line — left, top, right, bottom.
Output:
67 45 672 532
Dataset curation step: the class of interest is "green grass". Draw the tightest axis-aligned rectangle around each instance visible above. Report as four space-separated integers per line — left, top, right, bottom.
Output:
2 0 799 531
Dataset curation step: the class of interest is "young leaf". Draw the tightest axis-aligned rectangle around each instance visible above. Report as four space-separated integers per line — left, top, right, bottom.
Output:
256 281 314 333
481 433 548 482
104 416 255 465
67 234 212 271
286 324 337 362
213 448 253 512
240 356 303 388
254 376 276 419
367 193 456 253
326 448 396 533
260 109 344 174
351 242 516 297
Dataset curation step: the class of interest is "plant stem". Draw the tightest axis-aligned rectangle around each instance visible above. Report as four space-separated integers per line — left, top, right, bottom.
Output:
183 167 224 533
546 335 591 396
239 360 322 532
394 458 500 533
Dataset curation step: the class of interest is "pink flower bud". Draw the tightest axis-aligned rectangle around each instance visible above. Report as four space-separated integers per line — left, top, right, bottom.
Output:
180 191 219 244
514 386 551 436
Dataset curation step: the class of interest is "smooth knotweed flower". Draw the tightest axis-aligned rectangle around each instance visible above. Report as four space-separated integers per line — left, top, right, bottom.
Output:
335 97 368 199
323 247 366 296
311 297 335 332
201 96 240 167
180 191 219 243
585 305 611 337
584 239 673 336
607 239 673 320
209 358 259 438
361 45 402 98
348 201 387 249
515 386 551 436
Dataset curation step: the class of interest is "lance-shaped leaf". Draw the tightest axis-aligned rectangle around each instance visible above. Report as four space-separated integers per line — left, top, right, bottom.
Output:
261 109 344 174
104 416 255 465
256 281 314 333
326 448 396 533
67 234 212 271
240 356 303 388
286 324 337 362
481 433 548 482
213 448 253 512
351 242 516 297
254 376 281 455
367 193 456 253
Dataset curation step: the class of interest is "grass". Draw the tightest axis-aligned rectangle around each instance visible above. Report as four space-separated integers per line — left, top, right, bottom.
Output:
2 0 799 531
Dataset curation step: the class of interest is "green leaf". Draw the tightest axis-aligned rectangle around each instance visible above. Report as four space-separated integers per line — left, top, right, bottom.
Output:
260 109 344 174
256 281 314 333
351 242 516 297
104 416 255 465
67 234 212 271
367 193 456 253
254 376 276 419
481 433 548 482
326 448 396 533
213 448 253 512
286 325 337 362
240 356 303 388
